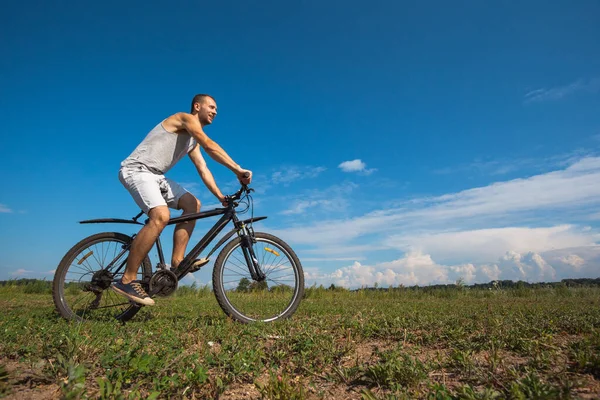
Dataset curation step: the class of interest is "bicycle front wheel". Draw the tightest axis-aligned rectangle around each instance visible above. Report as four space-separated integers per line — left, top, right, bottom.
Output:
213 232 304 323
52 232 152 322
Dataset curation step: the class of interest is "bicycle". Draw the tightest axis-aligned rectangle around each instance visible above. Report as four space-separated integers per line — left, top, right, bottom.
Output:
52 185 304 323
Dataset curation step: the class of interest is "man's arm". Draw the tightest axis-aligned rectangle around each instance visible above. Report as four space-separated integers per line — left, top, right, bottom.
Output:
188 145 226 203
164 113 251 183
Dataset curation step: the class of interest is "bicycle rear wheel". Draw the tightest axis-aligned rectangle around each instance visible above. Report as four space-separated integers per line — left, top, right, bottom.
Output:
213 232 304 323
52 232 152 322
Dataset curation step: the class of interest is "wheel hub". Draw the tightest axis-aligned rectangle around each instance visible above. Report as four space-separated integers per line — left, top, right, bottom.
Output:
86 270 114 292
149 270 178 297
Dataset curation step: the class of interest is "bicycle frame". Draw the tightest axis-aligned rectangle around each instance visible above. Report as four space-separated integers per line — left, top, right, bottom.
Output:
80 201 268 282
166 206 239 280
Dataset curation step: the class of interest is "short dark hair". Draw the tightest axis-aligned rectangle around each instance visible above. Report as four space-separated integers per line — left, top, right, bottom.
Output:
190 94 216 112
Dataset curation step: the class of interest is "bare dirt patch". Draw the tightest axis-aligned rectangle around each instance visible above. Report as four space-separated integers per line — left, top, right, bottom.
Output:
2 359 60 400
219 382 261 399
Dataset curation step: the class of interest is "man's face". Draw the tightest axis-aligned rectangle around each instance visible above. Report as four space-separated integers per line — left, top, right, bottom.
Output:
196 98 218 126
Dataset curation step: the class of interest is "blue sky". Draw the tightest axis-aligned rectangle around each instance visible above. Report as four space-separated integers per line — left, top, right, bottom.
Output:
1 0 600 287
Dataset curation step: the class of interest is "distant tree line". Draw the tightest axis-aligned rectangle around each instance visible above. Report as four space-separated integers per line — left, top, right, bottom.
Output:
327 277 600 292
2 277 600 292
0 278 53 287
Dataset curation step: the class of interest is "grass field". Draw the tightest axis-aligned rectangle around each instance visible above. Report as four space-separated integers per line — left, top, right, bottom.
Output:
1 283 599 399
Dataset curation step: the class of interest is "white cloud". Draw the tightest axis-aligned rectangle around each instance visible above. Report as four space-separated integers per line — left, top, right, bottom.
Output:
540 246 600 278
11 269 33 277
339 159 366 172
278 181 358 216
272 170 299 184
385 225 597 264
178 182 202 194
275 157 600 285
376 252 450 284
274 156 600 285
303 257 365 262
433 151 592 177
404 157 600 222
275 156 600 252
302 243 388 256
524 77 600 103
450 263 477 282
498 251 556 281
480 264 501 281
0 204 12 213
434 159 521 176
271 166 326 185
306 252 455 288
303 246 600 288
338 159 377 175
280 200 333 215
559 254 585 270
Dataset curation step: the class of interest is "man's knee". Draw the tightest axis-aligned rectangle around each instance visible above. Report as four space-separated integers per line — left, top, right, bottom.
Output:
179 194 201 214
148 206 170 228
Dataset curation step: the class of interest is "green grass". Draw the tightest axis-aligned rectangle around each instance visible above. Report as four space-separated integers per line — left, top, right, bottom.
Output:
1 285 599 399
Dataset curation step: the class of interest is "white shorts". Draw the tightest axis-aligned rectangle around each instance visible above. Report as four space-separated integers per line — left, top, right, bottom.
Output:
119 166 190 213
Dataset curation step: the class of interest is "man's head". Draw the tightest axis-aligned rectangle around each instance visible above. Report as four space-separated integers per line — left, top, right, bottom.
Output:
190 94 217 126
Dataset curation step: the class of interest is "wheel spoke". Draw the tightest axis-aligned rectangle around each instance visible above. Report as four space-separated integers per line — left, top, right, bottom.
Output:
267 275 296 284
216 235 304 322
55 234 151 322
224 263 251 275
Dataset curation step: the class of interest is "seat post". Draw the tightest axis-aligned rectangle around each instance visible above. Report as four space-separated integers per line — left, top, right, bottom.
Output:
132 210 145 222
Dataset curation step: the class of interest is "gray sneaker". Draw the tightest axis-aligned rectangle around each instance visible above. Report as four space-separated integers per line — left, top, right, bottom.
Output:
111 280 155 306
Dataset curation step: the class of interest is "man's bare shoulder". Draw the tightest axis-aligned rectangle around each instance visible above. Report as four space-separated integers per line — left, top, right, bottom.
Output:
162 112 193 133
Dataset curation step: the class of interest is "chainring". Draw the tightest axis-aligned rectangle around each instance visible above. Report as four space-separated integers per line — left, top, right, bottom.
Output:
149 269 178 297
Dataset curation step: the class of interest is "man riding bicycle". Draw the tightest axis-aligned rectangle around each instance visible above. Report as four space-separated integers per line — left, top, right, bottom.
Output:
112 94 252 306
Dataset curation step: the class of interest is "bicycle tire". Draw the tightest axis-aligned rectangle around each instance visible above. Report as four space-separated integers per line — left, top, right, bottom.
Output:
52 232 152 322
212 232 304 323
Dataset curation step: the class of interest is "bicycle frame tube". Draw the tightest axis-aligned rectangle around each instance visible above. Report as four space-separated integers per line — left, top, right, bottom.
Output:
152 207 229 271
167 208 227 225
102 246 129 276
173 208 236 280
100 208 233 280
155 236 165 266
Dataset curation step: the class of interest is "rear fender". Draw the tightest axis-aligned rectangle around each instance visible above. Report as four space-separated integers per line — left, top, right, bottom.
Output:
79 218 144 225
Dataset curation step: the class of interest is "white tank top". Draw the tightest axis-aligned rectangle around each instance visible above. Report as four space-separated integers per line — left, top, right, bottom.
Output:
121 122 196 174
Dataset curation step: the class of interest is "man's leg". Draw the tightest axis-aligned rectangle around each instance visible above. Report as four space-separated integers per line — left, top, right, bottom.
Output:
112 206 170 306
122 205 170 283
171 193 201 269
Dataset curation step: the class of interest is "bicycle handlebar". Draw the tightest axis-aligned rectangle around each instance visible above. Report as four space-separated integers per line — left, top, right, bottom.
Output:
221 172 252 206
230 185 248 200
224 184 253 206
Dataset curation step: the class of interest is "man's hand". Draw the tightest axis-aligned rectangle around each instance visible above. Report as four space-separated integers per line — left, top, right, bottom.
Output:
218 195 228 207
237 169 252 185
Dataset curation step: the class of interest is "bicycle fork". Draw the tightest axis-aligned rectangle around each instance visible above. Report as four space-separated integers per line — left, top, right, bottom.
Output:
238 227 266 281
